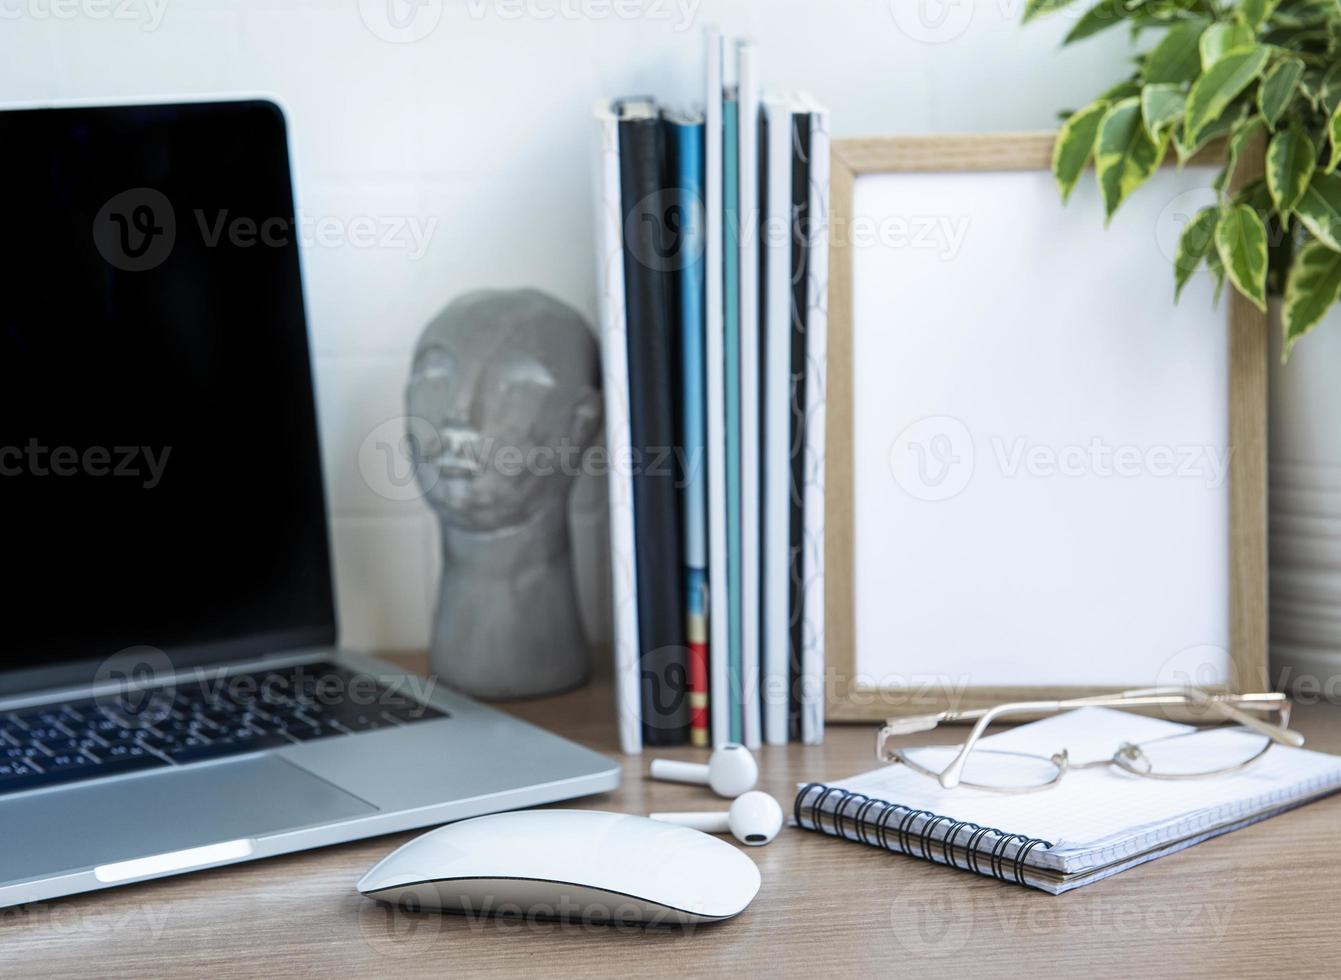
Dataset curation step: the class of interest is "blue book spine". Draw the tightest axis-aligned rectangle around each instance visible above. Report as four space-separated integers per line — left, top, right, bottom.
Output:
723 97 743 744
668 116 710 747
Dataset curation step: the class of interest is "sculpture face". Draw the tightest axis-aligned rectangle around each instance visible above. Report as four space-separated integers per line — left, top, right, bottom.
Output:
406 290 600 533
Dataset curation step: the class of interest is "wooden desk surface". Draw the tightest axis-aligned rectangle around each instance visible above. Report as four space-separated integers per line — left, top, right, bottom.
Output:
6 654 1341 978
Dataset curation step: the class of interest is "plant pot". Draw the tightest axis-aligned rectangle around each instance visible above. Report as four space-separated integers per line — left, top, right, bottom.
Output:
1268 299 1341 698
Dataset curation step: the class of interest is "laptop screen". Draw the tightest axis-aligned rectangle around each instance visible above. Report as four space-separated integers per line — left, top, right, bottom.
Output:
0 100 336 686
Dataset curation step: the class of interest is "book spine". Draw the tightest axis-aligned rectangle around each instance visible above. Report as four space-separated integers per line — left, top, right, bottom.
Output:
592 102 642 756
704 28 730 749
800 105 829 746
723 94 743 745
761 97 793 746
668 116 710 749
736 40 762 750
786 111 811 745
617 109 690 746
792 783 1053 889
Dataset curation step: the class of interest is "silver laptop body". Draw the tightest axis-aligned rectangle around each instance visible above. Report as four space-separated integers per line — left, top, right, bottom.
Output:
0 648 619 909
0 97 619 908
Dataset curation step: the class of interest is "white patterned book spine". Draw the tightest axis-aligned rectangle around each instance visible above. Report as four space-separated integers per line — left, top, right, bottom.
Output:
704 28 731 748
736 38 762 750
593 101 642 755
762 93 794 746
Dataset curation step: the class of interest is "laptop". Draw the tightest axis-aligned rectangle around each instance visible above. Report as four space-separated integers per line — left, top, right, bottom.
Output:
0 98 620 909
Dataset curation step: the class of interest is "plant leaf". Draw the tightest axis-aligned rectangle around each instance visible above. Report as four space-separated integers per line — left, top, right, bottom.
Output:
1329 102 1341 171
1065 0 1129 43
1024 0 1081 21
1141 83 1185 139
1240 0 1280 28
1258 57 1305 129
1275 0 1338 29
1301 66 1326 108
1295 170 1341 250
1095 97 1165 222
1266 125 1316 214
1214 203 1269 311
1053 100 1110 202
1321 61 1341 115
1174 206 1220 299
1177 101 1247 163
1185 46 1272 144
1216 114 1266 192
1283 241 1341 358
1199 21 1255 70
1205 244 1227 304
1142 19 1210 85
1301 62 1341 116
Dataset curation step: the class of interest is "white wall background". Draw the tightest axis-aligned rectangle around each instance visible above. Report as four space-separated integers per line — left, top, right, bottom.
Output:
3 0 1135 653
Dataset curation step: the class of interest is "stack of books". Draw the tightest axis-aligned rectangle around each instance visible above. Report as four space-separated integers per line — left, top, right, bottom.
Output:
593 30 830 754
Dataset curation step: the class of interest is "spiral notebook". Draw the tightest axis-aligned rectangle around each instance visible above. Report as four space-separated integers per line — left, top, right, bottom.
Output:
794 708 1341 893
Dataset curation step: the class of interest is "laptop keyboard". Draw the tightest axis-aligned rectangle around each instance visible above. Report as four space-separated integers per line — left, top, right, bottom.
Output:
0 662 446 797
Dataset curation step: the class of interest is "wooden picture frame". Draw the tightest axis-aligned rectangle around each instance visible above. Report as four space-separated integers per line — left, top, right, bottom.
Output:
824 133 1268 722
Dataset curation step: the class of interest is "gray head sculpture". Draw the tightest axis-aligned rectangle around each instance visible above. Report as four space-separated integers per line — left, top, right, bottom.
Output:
407 289 602 699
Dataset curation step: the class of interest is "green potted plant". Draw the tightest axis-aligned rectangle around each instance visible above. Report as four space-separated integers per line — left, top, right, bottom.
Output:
1024 0 1341 687
1024 0 1341 356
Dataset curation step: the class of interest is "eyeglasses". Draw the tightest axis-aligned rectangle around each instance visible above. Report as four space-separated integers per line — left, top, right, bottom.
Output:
875 687 1304 793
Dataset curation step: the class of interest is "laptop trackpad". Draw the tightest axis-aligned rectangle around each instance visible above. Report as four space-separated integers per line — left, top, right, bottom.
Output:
3 756 376 885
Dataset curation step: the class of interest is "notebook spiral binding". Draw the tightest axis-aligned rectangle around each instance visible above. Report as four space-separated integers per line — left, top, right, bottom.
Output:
794 783 1054 888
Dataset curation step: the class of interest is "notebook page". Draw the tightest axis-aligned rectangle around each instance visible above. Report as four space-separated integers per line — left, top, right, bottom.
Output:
825 708 1341 873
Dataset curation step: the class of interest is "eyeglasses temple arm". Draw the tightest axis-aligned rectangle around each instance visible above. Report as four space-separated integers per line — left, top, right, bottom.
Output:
938 700 1062 789
1111 689 1302 745
946 690 1295 721
937 690 1196 725
1193 693 1305 747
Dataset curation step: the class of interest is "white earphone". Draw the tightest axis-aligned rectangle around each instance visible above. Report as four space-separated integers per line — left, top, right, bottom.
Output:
648 743 758 798
649 791 784 847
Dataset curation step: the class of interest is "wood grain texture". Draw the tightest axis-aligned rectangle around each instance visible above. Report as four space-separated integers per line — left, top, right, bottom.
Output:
4 654 1340 980
1227 133 1270 692
834 132 1057 174
824 133 1267 721
831 133 1223 176
824 685 1271 724
824 145 857 722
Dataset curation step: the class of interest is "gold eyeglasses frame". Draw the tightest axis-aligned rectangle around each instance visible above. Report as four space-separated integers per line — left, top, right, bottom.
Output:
875 687 1303 793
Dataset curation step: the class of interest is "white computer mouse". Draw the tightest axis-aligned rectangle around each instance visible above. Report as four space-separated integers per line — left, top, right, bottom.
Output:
357 809 761 926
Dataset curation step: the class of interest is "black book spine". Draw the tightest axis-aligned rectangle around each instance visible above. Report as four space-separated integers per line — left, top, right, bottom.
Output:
617 109 690 745
786 113 812 744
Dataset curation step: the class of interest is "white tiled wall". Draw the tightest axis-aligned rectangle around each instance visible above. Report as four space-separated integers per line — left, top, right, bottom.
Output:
3 0 1133 653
